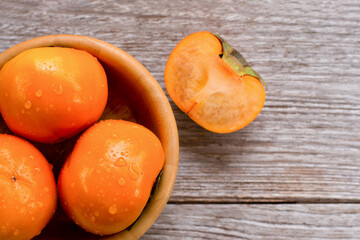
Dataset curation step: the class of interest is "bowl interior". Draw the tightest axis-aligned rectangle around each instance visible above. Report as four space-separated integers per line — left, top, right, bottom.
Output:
0 35 179 240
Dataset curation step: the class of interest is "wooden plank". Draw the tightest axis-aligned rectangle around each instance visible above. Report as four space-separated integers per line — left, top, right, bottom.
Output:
1 1 360 240
143 203 360 239
0 0 359 203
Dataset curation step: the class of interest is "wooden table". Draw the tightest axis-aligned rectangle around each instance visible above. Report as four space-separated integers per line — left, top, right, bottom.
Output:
1 0 359 239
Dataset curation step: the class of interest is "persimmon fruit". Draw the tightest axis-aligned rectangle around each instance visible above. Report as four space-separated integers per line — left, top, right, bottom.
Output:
165 31 266 133
57 119 165 236
0 134 57 240
0 47 108 143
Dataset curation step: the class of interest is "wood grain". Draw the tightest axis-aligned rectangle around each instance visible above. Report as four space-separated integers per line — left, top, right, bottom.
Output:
0 0 359 202
144 203 360 239
0 0 360 239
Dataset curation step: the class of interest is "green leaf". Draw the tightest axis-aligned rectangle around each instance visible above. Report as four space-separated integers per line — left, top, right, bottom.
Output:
212 33 267 87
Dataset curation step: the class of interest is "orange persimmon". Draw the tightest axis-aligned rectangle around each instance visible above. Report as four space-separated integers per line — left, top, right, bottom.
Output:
57 119 165 236
165 31 266 133
0 134 57 240
0 47 108 143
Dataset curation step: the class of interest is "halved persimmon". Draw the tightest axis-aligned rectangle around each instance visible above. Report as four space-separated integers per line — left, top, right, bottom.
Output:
165 31 266 133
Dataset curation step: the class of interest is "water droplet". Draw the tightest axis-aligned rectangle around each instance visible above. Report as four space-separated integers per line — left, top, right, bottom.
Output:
71 182 75 188
4 92 8 97
34 167 40 173
53 84 63 95
37 202 43 208
90 216 96 222
35 107 40 112
115 157 127 167
73 96 81 103
49 104 54 108
134 189 140 198
29 155 34 160
96 169 101 174
120 152 125 156
49 163 53 170
13 229 19 236
67 106 72 112
118 177 125 186
44 187 49 193
28 202 35 209
24 100 32 109
31 216 36 221
21 109 25 114
35 89 43 97
87 150 92 155
89 96 93 101
129 164 139 180
106 168 111 173
108 205 117 214
94 211 99 217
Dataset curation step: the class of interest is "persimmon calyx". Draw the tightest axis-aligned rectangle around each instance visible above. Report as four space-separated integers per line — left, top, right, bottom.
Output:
212 33 267 87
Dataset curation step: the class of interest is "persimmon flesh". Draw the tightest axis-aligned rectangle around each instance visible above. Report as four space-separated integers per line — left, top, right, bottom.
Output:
165 31 266 133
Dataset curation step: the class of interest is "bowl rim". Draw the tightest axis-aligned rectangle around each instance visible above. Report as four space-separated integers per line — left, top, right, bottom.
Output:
0 34 179 240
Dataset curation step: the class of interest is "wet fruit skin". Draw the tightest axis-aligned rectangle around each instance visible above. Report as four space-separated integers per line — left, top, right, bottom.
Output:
165 31 266 133
57 119 165 236
0 134 57 240
0 47 108 143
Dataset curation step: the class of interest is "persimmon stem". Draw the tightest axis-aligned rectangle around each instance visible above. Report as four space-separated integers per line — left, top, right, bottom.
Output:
213 33 267 87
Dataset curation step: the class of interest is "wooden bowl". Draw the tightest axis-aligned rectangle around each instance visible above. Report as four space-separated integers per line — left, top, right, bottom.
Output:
0 35 179 240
